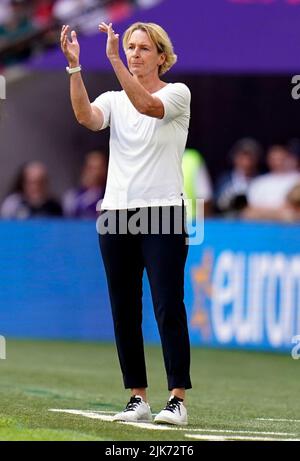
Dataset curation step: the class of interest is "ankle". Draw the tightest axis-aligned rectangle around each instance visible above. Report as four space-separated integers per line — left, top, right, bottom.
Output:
171 388 185 401
131 389 147 402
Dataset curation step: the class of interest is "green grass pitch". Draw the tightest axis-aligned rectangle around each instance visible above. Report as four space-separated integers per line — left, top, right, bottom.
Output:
0 339 299 441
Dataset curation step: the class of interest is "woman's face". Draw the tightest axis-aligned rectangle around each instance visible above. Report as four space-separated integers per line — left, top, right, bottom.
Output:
125 29 165 78
23 164 48 204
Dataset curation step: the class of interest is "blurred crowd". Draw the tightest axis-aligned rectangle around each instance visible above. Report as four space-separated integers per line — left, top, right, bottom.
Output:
0 0 163 68
1 150 108 219
189 138 300 223
1 2 299 224
1 139 300 222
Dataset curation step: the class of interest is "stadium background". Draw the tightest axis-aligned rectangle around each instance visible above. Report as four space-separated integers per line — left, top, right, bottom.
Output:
1 0 300 442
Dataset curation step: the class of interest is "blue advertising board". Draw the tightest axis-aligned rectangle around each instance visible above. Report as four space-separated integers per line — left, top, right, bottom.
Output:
0 219 299 353
187 220 300 353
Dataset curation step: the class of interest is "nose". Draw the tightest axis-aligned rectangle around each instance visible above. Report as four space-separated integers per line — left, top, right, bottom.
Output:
133 47 141 58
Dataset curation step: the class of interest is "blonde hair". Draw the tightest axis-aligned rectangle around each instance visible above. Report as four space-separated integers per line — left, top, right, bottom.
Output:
122 22 177 76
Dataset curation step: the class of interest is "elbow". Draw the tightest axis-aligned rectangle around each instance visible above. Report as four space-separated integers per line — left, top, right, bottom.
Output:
77 115 92 129
77 118 86 127
77 117 101 132
138 99 164 119
138 102 151 115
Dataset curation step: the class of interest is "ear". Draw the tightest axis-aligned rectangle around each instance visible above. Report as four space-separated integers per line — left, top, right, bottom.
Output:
159 52 166 65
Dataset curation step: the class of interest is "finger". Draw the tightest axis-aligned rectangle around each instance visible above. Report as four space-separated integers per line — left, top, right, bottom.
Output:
110 23 118 37
62 35 71 48
61 38 68 50
71 30 78 43
61 32 66 45
99 22 108 33
61 25 69 40
108 22 114 35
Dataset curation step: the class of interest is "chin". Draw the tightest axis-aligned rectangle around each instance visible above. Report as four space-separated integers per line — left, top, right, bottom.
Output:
131 69 144 77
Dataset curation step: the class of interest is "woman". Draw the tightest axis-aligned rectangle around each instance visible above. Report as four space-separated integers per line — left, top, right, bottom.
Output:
61 20 192 426
1 161 62 219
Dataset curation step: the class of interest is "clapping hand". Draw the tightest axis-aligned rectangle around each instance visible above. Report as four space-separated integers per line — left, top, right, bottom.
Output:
60 25 80 66
99 22 120 61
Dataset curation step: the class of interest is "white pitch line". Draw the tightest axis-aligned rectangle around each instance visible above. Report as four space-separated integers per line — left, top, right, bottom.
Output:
257 418 300 423
186 429 295 436
186 434 228 441
52 409 117 415
119 422 178 431
49 409 115 422
120 421 295 436
185 434 300 442
48 409 296 437
89 410 116 414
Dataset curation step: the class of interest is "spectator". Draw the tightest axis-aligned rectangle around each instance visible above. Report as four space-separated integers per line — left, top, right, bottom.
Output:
215 138 262 216
63 150 108 219
284 182 300 221
242 182 300 223
287 138 300 170
0 1 13 26
0 0 37 65
32 0 55 28
1 161 62 219
52 0 106 34
182 148 213 220
247 144 300 210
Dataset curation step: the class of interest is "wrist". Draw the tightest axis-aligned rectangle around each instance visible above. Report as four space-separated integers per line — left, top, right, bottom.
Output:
66 64 82 75
68 61 80 68
108 55 121 64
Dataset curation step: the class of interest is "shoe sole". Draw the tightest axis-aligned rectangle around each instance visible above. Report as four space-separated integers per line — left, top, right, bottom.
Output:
113 418 153 423
154 417 188 426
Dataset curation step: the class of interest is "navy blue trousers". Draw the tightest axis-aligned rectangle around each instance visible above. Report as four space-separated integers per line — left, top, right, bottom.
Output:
98 204 192 391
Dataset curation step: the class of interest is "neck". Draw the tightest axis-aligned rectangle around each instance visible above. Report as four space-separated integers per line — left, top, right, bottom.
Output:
133 73 166 94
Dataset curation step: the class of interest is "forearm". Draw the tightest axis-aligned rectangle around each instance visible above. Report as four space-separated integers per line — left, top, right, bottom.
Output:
109 57 153 113
70 71 93 125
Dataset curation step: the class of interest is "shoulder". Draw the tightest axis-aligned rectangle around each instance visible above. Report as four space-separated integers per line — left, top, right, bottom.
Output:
1 193 22 208
173 82 191 94
92 90 123 108
217 171 232 185
160 82 191 98
1 193 23 217
249 174 269 190
95 90 123 100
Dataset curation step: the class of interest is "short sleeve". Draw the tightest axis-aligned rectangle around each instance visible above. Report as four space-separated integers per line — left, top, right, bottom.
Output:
156 83 191 122
91 91 112 130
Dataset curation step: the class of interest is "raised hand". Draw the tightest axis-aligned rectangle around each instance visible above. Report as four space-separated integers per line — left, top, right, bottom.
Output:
99 22 120 60
60 25 80 66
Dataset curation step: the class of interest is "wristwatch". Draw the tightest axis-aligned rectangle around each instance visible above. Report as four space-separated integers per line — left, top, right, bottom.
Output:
66 65 82 75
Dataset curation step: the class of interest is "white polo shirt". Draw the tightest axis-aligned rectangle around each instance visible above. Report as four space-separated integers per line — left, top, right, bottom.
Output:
91 82 191 210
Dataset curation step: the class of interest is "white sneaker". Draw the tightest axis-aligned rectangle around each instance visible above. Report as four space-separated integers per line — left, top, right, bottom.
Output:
113 395 152 422
154 395 188 426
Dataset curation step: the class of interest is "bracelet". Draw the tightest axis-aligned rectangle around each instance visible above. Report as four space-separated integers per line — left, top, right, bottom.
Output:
66 65 82 75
